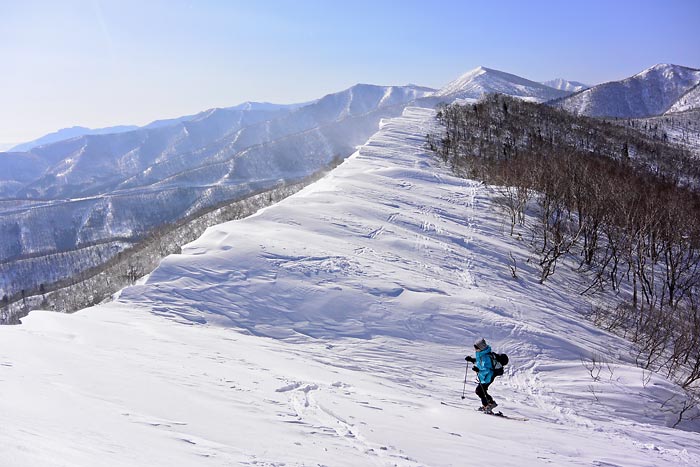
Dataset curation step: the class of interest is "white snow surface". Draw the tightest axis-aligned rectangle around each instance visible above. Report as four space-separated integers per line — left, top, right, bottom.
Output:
554 64 700 117
3 106 700 466
435 66 570 102
666 83 700 113
542 78 589 93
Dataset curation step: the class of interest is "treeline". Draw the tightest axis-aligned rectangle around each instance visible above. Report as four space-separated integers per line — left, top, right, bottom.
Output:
608 110 700 158
429 94 700 391
0 171 328 325
1 240 130 303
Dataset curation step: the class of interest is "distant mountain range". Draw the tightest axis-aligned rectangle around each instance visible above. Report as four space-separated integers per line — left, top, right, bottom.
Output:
140 101 307 130
14 63 699 160
550 63 700 117
2 61 699 305
0 83 433 301
9 125 139 152
9 102 308 153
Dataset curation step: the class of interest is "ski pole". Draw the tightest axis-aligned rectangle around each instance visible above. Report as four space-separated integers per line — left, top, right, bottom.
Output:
461 363 469 399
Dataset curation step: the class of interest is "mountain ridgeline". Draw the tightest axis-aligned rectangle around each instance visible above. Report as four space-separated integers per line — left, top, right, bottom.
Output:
550 64 700 118
8 125 140 153
3 62 700 325
434 66 570 102
430 94 700 390
0 84 433 320
549 64 700 158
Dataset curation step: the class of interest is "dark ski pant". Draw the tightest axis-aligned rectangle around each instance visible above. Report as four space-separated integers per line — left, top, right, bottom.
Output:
476 381 494 406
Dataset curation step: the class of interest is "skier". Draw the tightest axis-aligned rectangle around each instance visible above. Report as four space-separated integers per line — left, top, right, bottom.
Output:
465 337 498 413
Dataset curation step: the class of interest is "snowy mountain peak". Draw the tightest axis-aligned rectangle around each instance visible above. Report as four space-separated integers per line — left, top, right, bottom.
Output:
435 66 571 102
553 63 700 117
635 63 700 79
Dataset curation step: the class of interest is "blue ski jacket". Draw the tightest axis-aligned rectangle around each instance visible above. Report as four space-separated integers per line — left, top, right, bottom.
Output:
475 345 495 384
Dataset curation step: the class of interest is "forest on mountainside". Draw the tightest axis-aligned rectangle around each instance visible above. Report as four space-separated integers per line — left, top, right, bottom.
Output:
429 94 700 400
608 109 700 157
0 174 323 325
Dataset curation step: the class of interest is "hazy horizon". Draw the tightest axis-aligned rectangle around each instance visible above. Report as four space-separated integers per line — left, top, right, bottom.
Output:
2 0 699 145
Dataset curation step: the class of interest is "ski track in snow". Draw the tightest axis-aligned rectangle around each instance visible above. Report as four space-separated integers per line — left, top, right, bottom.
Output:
3 106 700 466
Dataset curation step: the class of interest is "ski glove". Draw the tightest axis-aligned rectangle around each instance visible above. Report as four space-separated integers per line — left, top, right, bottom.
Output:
465 356 475 363
472 366 479 373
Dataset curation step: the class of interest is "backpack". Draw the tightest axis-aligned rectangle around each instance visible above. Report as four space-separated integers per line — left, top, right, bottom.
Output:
490 352 509 377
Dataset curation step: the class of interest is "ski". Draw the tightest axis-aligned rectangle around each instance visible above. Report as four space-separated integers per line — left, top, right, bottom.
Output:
442 401 528 421
483 411 528 421
440 401 463 409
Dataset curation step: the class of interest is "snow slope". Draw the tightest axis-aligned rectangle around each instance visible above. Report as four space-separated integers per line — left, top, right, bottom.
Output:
2 106 700 466
542 78 589 93
666 83 700 113
552 64 700 117
435 66 571 102
624 109 700 156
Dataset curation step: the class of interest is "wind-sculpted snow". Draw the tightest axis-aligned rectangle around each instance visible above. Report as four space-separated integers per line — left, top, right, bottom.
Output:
553 63 700 117
121 107 486 340
3 105 700 466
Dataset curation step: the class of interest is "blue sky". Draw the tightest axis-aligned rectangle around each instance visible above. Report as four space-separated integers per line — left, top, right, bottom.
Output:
1 0 699 144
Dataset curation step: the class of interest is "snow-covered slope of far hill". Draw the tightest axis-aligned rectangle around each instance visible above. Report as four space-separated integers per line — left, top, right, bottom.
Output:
552 63 700 117
2 105 700 466
666 82 700 113
434 66 571 102
541 78 589 93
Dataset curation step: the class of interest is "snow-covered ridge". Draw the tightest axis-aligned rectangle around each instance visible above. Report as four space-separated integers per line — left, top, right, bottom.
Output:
553 63 700 117
3 103 699 465
435 66 571 102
